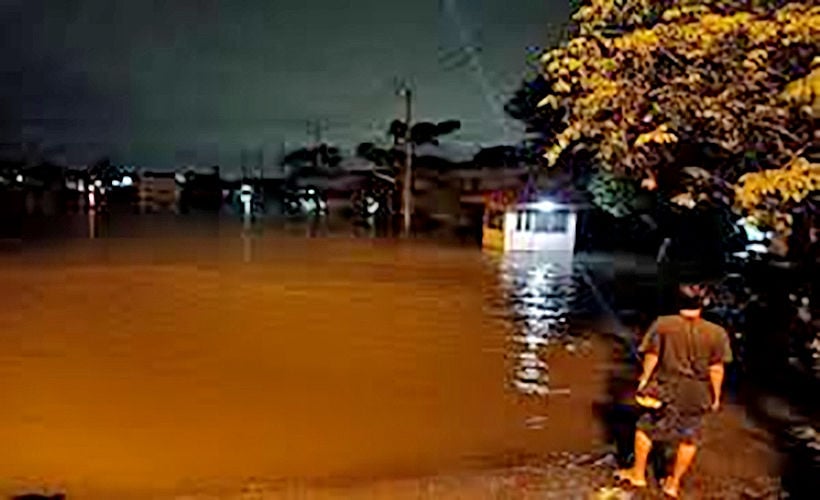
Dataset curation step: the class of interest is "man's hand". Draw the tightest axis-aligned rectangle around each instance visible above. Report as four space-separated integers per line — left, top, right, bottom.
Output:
709 363 725 413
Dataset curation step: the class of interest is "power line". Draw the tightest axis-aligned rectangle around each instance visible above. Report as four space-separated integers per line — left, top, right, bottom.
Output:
439 0 516 139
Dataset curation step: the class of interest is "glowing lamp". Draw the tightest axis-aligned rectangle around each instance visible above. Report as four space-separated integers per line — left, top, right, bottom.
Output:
531 199 557 212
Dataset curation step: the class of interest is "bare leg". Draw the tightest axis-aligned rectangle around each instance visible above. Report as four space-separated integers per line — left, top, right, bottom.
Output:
663 441 697 498
616 429 652 487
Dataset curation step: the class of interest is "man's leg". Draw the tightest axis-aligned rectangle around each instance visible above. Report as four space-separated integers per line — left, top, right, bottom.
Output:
662 440 697 497
663 413 703 498
616 428 652 487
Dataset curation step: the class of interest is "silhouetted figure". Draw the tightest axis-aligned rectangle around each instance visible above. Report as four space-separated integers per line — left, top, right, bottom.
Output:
616 284 732 498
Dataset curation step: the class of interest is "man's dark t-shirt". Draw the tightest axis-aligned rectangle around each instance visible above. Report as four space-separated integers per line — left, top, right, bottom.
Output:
639 315 733 414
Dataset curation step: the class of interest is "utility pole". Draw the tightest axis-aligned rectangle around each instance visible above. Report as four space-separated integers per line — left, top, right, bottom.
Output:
399 85 413 236
306 119 326 145
306 119 325 167
240 149 248 181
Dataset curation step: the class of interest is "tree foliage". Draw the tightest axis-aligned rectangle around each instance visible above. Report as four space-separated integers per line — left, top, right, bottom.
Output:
281 144 342 169
534 0 819 233
387 119 462 146
734 156 820 234
587 170 643 217
355 120 463 167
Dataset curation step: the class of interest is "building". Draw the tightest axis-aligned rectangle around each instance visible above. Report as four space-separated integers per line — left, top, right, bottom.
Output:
482 176 590 258
137 171 178 213
178 167 223 212
409 159 529 238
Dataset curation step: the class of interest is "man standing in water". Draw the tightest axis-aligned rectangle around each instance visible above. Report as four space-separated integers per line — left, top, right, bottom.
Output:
616 284 733 498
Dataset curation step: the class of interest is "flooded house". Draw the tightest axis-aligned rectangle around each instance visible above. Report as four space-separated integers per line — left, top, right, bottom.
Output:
178 167 224 213
481 172 592 259
13 163 67 216
410 153 530 239
137 170 179 213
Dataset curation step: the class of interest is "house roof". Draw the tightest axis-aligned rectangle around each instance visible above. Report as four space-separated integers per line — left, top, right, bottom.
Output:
141 171 176 179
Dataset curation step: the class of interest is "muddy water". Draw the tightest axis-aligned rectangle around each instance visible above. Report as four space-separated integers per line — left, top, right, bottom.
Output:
0 215 610 498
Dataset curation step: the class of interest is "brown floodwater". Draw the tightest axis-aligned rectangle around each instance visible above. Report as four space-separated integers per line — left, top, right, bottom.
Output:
0 214 610 498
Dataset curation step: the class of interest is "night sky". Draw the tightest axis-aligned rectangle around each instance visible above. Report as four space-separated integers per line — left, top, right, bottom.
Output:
4 0 568 170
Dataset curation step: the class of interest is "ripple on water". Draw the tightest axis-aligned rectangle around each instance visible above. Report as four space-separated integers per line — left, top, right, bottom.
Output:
487 252 595 397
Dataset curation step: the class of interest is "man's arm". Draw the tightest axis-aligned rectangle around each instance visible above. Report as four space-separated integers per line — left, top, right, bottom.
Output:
637 320 660 390
708 327 733 411
638 353 659 390
708 363 724 411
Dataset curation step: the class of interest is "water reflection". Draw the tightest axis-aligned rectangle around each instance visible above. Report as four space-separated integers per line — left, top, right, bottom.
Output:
242 215 254 262
88 209 96 239
492 252 587 397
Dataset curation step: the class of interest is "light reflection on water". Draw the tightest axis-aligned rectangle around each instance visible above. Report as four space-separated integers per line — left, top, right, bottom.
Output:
488 252 592 397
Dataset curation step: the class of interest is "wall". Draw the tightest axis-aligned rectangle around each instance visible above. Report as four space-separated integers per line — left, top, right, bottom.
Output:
504 209 577 254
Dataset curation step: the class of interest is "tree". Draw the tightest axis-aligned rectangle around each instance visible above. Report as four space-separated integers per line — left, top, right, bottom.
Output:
281 144 342 170
505 74 569 152
389 119 462 146
533 0 819 240
355 142 400 169
473 145 522 168
355 119 463 166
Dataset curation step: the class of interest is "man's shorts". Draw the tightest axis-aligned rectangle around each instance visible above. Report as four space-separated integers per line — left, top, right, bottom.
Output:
636 404 704 445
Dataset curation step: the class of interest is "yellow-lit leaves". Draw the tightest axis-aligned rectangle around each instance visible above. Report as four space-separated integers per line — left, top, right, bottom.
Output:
537 95 560 109
613 28 660 52
635 124 679 147
742 49 768 71
534 1 818 235
736 158 820 212
783 67 820 116
552 80 573 94
538 0 819 182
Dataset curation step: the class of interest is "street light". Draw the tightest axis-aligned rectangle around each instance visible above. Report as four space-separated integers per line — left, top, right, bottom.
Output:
531 199 557 212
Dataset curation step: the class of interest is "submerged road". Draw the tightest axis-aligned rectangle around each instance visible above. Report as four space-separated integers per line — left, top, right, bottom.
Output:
0 222 611 498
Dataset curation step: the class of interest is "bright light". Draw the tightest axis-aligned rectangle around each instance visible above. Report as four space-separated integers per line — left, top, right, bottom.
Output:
78 179 86 192
737 218 766 242
94 179 102 187
747 243 768 254
111 179 121 187
121 176 133 187
531 200 557 212
175 172 187 184
366 197 379 215
240 184 253 204
15 174 23 183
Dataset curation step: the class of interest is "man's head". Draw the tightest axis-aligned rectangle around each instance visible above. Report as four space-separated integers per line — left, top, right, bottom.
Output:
677 283 704 315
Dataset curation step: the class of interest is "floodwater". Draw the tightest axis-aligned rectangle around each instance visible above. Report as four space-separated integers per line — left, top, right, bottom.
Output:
0 214 610 498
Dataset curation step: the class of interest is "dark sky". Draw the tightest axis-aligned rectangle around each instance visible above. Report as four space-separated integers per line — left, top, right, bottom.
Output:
4 0 568 170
